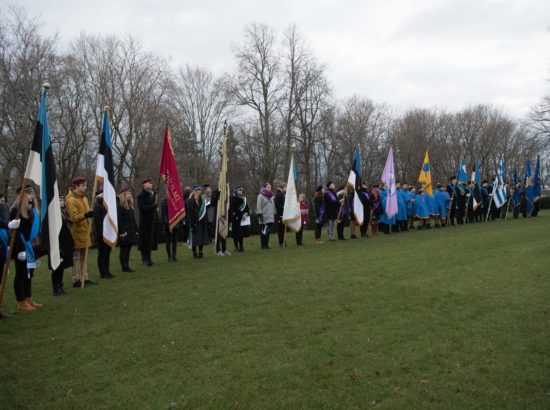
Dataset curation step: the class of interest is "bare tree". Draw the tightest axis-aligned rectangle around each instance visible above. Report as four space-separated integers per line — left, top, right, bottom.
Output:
226 23 284 184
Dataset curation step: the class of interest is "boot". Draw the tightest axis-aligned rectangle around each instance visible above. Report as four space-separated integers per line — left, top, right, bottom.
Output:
17 300 36 311
26 297 43 308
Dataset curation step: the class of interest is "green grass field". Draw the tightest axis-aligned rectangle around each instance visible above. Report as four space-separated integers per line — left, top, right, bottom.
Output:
1 214 549 409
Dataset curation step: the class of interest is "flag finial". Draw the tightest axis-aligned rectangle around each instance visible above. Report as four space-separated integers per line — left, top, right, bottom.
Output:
42 82 50 90
104 105 110 112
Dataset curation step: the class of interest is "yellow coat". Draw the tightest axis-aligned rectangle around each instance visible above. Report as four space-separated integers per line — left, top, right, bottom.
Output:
66 189 91 249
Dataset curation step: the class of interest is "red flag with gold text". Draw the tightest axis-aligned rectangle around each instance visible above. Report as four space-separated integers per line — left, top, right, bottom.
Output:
159 125 185 231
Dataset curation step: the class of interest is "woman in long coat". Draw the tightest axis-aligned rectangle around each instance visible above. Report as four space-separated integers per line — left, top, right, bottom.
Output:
117 187 138 272
186 185 210 258
137 177 158 267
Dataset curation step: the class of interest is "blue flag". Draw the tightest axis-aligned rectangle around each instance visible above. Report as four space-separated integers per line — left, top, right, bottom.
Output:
511 164 520 209
23 86 62 270
347 146 364 225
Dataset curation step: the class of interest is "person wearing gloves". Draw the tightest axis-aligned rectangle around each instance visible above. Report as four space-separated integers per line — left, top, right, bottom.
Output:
66 176 96 288
0 209 21 315
9 186 42 311
256 183 275 250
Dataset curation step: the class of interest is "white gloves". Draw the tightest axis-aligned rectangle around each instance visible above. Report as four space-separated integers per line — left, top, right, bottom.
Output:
8 219 20 229
17 251 27 261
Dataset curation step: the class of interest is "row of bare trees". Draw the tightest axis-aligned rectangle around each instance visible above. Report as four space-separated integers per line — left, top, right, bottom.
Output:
1 8 548 202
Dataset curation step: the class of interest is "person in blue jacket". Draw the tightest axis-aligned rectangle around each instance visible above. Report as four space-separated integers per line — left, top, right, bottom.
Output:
433 183 451 227
414 188 430 229
396 182 408 232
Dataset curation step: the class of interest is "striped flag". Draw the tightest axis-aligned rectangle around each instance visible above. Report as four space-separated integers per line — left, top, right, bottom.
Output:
492 160 507 209
523 159 535 215
24 86 62 269
347 147 364 225
282 153 302 232
159 125 185 231
95 110 118 247
470 160 482 210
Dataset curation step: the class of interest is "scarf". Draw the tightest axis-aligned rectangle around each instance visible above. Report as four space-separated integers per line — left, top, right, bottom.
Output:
325 189 337 203
21 208 40 278
238 197 247 212
198 197 206 221
260 189 273 199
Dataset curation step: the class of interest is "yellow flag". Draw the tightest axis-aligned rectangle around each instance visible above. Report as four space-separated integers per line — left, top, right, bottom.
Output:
418 150 433 196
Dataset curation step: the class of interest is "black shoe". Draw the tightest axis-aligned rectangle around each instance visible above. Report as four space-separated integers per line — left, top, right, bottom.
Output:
103 273 115 279
172 256 177 262
53 288 62 296
73 280 81 288
85 279 98 285
350 235 357 239
198 252 203 259
59 285 68 295
193 253 199 259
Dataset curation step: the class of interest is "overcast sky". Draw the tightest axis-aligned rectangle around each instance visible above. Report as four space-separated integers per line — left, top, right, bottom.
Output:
6 0 550 118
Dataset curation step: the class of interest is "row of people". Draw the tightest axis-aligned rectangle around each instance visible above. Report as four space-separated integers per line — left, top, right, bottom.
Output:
0 173 539 313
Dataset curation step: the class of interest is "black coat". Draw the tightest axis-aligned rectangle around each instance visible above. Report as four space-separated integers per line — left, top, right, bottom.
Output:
52 210 74 270
274 189 285 219
137 189 158 251
185 196 210 246
93 198 106 243
324 189 339 220
230 195 249 239
9 206 39 259
117 202 138 246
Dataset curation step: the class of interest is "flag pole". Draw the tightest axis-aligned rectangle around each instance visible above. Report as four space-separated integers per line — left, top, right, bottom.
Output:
81 105 110 288
214 122 227 254
0 177 28 310
151 124 168 254
82 170 100 288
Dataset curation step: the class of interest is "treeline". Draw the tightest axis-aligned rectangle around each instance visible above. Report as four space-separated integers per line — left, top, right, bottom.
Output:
1 7 548 200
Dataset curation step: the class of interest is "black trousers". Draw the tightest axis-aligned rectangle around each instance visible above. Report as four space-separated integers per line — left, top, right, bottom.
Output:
315 222 323 240
296 228 303 245
360 220 369 236
119 245 132 270
97 241 112 277
260 223 273 248
192 245 203 255
165 228 178 259
14 261 32 302
337 221 345 239
233 237 244 252
51 267 64 290
216 237 227 253
277 218 285 245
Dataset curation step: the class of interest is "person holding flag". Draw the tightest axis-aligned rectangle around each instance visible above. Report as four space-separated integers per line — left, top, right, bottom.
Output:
510 165 521 219
381 147 398 230
454 159 469 225
347 147 364 238
469 161 483 222
159 125 186 261
92 109 118 279
0 83 65 310
521 159 535 217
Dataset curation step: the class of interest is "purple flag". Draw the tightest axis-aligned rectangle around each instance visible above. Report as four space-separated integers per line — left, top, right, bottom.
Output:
381 147 398 218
